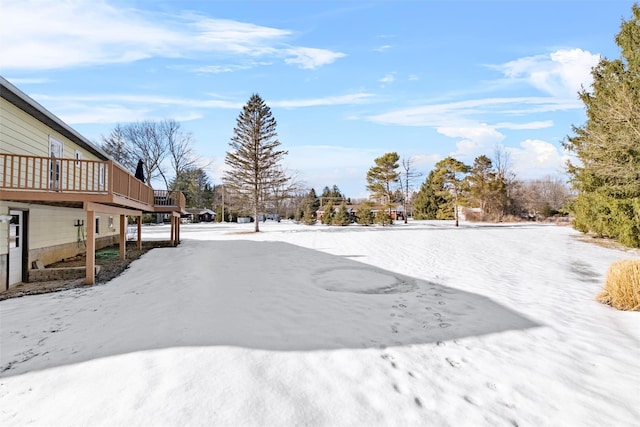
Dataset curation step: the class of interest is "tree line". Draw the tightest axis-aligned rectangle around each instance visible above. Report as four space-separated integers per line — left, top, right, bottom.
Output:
97 4 638 244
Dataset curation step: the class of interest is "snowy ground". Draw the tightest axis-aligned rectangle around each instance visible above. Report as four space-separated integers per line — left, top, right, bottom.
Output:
1 220 638 426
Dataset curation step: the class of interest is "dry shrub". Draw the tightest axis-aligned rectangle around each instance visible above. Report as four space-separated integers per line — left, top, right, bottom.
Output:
597 259 640 311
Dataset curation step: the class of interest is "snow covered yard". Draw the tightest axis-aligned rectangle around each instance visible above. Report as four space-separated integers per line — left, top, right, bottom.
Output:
1 221 638 426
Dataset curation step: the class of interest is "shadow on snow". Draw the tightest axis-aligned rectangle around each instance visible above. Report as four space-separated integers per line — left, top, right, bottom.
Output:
0 240 539 377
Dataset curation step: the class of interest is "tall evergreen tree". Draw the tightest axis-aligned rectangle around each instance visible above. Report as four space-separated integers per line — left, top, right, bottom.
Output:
300 188 319 224
413 168 449 220
564 4 640 247
224 94 288 232
366 152 400 219
466 155 508 221
438 157 470 227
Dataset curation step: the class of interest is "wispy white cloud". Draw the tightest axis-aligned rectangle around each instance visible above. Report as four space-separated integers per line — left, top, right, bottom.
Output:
32 93 243 110
0 0 345 71
367 97 576 128
374 45 392 52
192 64 254 74
495 120 554 130
30 92 375 125
271 93 375 108
284 47 346 69
495 48 600 97
379 74 396 84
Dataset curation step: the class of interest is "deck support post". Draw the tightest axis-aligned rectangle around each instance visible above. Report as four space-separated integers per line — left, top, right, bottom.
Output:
119 214 126 261
85 209 95 285
170 216 176 246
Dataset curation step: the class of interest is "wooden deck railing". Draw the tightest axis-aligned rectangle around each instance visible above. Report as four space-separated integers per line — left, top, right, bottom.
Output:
153 190 186 210
0 153 184 212
0 153 110 193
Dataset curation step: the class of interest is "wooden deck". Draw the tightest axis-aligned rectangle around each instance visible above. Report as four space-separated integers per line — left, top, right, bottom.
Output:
0 153 185 213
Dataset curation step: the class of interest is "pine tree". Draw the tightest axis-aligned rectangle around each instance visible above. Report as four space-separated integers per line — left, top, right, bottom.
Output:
564 4 640 247
301 203 317 225
438 157 470 226
367 152 400 219
223 94 288 232
356 201 374 225
332 203 351 226
374 208 391 226
414 169 448 220
321 200 334 225
466 155 507 222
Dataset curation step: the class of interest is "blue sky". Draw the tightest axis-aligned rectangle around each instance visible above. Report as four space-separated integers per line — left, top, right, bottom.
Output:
1 0 634 197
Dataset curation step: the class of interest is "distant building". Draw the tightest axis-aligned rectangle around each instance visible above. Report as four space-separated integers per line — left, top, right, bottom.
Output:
184 208 215 223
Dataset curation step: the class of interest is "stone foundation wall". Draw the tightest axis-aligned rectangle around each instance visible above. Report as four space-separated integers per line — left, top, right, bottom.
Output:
29 266 101 282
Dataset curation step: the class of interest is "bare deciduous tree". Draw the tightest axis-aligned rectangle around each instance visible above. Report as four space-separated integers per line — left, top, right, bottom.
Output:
399 156 423 223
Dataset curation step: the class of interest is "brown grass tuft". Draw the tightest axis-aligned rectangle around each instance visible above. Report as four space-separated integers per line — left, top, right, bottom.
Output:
597 259 640 311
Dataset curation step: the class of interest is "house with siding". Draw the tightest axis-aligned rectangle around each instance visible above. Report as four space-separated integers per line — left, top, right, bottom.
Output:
0 77 186 290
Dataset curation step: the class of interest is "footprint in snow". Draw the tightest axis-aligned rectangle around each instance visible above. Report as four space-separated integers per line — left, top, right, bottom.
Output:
446 357 461 368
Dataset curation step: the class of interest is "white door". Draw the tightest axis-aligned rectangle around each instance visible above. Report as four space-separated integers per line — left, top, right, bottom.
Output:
8 210 23 285
49 137 63 190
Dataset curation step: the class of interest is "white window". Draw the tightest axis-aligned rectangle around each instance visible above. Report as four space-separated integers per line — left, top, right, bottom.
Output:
108 216 114 229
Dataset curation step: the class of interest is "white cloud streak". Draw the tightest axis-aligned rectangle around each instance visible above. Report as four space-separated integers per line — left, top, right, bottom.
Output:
0 0 345 71
284 47 346 69
368 97 577 128
28 92 375 124
272 93 375 108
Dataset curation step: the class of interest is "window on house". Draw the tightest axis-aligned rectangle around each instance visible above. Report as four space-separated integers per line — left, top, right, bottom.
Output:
75 150 82 167
95 217 100 234
108 216 114 229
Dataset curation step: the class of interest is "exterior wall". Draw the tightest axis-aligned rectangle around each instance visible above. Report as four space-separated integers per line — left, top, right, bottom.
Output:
0 201 121 272
0 98 101 162
1 96 123 287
